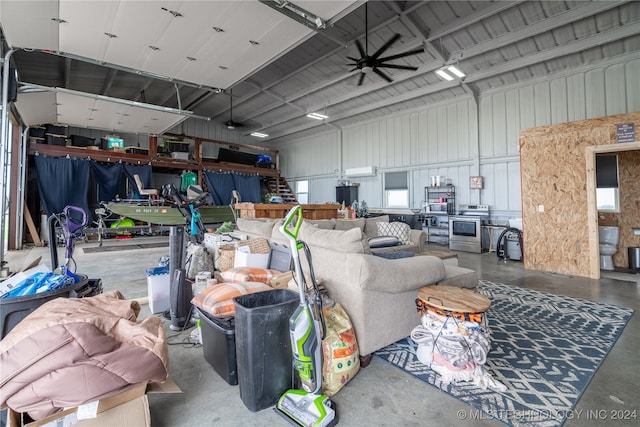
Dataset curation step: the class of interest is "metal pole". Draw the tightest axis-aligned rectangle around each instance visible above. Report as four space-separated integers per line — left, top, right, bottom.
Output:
0 48 16 276
15 126 28 249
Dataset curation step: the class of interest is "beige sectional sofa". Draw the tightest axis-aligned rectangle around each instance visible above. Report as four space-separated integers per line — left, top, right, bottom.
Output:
234 216 478 357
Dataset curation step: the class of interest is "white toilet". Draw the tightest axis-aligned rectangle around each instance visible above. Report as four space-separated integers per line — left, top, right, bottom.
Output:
598 226 619 270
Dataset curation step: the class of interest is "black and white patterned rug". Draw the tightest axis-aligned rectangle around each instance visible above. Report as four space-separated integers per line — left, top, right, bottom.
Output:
375 280 634 427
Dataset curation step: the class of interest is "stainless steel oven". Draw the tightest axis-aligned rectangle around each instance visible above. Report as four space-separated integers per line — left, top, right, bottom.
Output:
449 204 489 253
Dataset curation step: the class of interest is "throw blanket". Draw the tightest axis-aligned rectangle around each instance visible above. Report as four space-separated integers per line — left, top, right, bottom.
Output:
411 309 505 391
0 291 169 420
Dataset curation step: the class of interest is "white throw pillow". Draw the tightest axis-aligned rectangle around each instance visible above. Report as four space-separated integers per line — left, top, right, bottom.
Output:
377 221 411 245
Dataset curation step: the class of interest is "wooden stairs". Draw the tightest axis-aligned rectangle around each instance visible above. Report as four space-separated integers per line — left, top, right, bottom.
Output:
264 177 298 203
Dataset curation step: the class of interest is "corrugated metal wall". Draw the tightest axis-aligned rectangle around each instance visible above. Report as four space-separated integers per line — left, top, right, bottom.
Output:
277 59 639 220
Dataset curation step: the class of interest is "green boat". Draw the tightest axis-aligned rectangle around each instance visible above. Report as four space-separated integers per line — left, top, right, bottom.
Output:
105 202 236 225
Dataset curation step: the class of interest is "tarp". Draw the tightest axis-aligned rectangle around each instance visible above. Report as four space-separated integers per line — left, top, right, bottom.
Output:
34 155 91 217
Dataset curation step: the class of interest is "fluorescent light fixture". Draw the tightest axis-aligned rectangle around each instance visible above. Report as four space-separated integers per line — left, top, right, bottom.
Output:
250 131 269 138
306 112 328 120
447 65 465 78
435 69 454 81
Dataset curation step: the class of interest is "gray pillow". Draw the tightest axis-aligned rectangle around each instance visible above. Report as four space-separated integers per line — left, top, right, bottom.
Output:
368 235 401 248
364 215 389 238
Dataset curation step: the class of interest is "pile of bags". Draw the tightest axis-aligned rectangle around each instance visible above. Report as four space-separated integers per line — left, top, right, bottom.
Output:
411 306 505 391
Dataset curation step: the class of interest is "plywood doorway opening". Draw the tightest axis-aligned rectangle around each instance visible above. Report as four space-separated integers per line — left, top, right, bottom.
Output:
586 141 640 279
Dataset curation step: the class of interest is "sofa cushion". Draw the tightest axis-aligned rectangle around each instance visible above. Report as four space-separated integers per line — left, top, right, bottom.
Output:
335 218 365 232
368 235 401 248
373 251 414 259
299 221 365 253
191 281 271 318
219 267 281 284
364 215 389 238
236 218 276 237
346 253 445 292
377 221 412 245
304 219 335 230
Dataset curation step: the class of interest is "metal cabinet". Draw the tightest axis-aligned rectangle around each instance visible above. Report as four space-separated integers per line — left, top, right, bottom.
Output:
336 185 358 207
422 186 455 245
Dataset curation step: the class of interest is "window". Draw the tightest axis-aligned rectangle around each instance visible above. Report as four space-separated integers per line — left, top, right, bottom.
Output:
296 180 309 204
384 172 408 208
595 154 619 212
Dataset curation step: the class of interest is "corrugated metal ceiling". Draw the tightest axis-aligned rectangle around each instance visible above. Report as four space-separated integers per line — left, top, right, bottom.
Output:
1 0 638 142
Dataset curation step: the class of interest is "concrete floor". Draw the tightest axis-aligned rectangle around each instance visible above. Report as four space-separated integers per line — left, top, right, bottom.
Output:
2 236 639 427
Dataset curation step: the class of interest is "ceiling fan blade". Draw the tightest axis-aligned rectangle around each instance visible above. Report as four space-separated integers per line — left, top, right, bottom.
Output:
355 39 366 58
357 72 366 86
346 56 360 62
373 67 393 83
377 47 425 62
375 63 419 71
370 33 401 60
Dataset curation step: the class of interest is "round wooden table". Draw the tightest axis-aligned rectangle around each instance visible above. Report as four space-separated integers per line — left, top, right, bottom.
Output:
417 285 490 315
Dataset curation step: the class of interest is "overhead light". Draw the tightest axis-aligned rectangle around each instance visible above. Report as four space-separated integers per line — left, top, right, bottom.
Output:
447 65 465 78
307 112 328 120
250 132 268 138
435 69 454 81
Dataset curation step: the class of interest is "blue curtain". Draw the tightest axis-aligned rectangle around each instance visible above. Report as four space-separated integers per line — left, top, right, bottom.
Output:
123 164 153 198
34 155 91 217
204 171 236 205
89 161 124 203
233 173 261 203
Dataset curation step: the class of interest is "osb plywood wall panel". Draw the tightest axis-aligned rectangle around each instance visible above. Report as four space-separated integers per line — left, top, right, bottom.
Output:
616 150 640 267
520 112 640 277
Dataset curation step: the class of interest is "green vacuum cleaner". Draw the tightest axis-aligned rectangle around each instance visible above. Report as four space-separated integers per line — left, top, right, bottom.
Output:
275 206 337 427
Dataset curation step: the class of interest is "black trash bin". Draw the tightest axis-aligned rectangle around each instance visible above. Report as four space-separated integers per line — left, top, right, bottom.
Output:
0 275 88 339
233 289 299 412
629 247 640 271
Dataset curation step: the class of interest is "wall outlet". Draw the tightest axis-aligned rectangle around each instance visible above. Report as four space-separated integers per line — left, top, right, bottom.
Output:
634 228 640 236
538 205 544 212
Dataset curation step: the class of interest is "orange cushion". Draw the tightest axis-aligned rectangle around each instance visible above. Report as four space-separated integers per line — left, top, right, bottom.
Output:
192 281 271 317
220 267 280 284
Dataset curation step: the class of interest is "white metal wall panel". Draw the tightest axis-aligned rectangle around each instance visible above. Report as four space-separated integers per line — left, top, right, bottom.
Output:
491 94 508 157
505 90 521 156
276 61 637 214
279 131 341 179
567 73 587 122
550 79 569 125
585 69 607 119
627 59 640 112
308 177 340 205
534 82 552 127
605 63 629 116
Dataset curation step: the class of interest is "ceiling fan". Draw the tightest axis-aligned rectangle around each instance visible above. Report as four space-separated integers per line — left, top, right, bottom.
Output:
224 89 242 130
347 3 423 86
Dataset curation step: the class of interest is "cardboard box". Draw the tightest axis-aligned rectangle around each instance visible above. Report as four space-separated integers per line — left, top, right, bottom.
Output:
233 246 270 269
8 379 181 427
268 271 294 289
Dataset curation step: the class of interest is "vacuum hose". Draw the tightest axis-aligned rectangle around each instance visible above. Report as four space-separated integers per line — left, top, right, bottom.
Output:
300 241 326 339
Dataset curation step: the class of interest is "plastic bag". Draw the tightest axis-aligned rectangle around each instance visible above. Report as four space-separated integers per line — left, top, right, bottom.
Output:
321 303 360 396
184 242 214 279
0 271 75 299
